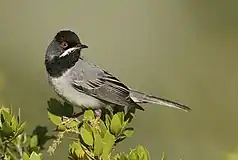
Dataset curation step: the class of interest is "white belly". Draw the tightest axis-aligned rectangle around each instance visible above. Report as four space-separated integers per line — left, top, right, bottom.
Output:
49 72 104 109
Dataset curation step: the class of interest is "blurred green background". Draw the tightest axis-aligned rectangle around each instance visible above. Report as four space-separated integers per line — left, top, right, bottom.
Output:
0 0 238 159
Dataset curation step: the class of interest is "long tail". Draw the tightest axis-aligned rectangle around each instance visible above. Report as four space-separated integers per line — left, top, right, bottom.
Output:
129 90 191 112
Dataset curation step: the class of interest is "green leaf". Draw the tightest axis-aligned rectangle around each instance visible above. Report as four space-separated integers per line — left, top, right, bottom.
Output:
123 128 134 137
113 153 128 160
0 109 14 136
14 133 22 146
105 114 111 129
74 146 84 158
22 133 28 145
116 135 127 144
48 112 62 125
136 145 150 160
23 152 30 160
83 122 92 132
3 154 11 160
56 125 66 131
84 110 95 120
15 121 26 137
117 112 124 124
122 119 130 130
161 152 165 160
29 152 41 160
70 141 85 158
102 130 115 160
1 109 12 123
1 121 14 136
93 129 103 156
113 154 120 160
99 119 107 137
110 114 122 135
145 149 150 160
128 150 139 160
30 135 38 148
68 120 79 128
80 127 93 146
11 116 18 132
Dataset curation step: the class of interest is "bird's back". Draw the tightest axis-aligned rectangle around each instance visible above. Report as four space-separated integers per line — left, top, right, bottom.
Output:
69 58 106 84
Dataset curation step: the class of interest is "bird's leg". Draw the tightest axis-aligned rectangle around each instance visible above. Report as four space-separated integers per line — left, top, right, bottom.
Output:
71 111 84 118
92 109 102 127
60 108 85 126
70 107 87 118
60 116 74 126
94 109 102 120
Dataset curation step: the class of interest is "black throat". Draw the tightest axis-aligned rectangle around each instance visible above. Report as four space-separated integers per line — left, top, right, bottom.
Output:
45 51 81 78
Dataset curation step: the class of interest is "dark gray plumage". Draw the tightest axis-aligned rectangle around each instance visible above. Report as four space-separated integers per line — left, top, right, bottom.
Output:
44 30 191 113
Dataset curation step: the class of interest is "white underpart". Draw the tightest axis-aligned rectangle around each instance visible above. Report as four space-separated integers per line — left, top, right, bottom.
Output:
49 70 104 109
59 47 80 58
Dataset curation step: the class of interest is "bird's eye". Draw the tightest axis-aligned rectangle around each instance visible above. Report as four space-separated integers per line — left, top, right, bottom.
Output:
60 41 68 49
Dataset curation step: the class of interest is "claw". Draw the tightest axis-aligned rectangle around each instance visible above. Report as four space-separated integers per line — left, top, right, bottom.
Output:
94 109 102 118
90 109 102 131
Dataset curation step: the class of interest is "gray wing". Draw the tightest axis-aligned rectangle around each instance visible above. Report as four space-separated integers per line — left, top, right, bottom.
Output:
69 59 143 109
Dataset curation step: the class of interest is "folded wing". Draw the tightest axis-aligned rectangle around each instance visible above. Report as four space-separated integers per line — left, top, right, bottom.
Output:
69 60 144 110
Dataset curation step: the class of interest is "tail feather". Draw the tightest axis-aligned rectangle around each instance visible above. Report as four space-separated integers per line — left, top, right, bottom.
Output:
129 90 191 112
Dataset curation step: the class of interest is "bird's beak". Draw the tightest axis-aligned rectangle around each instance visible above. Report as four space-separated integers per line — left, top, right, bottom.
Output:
80 44 88 49
59 44 88 58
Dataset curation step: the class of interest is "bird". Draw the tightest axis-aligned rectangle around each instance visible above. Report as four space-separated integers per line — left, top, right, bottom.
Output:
44 30 191 118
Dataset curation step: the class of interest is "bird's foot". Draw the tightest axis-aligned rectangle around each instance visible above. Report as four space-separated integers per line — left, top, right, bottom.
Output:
58 111 83 126
71 111 84 118
60 116 74 125
60 116 80 126
94 109 102 118
91 109 102 130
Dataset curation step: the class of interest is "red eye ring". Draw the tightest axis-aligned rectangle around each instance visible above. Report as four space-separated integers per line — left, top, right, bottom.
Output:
60 41 68 49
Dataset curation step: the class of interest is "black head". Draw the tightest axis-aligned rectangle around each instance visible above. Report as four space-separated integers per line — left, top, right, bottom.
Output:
45 30 88 62
45 30 88 77
55 30 88 51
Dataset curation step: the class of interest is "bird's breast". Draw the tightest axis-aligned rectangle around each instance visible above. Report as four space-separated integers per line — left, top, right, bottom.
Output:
49 70 104 109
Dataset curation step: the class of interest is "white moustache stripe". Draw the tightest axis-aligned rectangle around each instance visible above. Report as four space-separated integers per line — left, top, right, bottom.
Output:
59 47 79 58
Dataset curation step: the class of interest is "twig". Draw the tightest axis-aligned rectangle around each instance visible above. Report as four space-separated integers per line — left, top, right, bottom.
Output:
47 131 65 155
